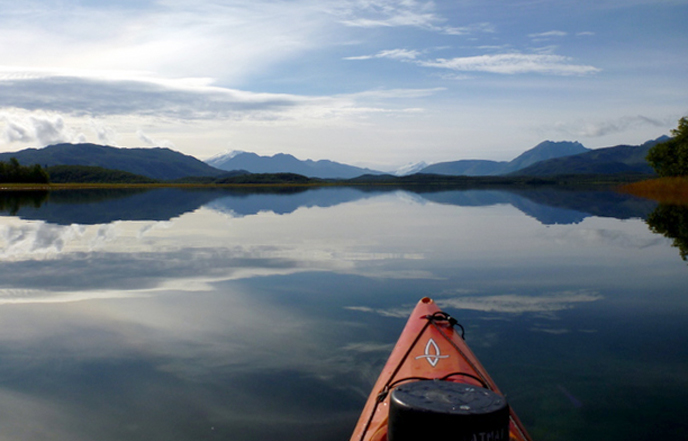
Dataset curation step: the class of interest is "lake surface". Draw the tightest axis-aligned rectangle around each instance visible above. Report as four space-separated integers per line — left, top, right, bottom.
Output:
0 186 686 441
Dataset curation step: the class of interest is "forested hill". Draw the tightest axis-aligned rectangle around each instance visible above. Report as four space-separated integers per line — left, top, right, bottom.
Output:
0 143 225 181
0 136 670 184
207 151 384 179
419 141 590 176
511 137 669 176
47 165 158 184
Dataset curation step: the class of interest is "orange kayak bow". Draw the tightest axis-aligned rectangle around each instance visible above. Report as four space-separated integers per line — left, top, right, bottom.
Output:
350 297 532 441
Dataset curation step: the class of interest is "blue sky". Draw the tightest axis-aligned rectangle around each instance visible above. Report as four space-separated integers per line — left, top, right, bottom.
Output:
0 0 686 169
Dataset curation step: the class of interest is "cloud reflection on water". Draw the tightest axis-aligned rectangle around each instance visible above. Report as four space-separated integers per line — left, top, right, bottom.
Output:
0 188 686 441
547 226 665 250
345 290 603 326
0 288 369 441
0 200 446 305
438 290 603 314
0 190 675 307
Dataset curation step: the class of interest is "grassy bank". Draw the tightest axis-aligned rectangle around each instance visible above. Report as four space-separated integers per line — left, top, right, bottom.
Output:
0 172 655 191
620 177 688 205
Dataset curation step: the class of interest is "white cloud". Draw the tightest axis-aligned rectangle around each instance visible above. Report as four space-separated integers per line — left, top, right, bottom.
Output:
344 48 421 60
418 53 600 75
335 0 494 36
345 87 444 99
529 30 568 40
89 120 118 145
345 48 600 77
136 130 156 146
0 1 332 85
442 22 495 36
436 73 475 81
136 130 175 149
0 0 682 163
336 0 442 28
1 113 85 145
0 72 434 138
531 45 561 55
0 74 310 120
553 115 669 138
32 115 65 144
2 119 32 143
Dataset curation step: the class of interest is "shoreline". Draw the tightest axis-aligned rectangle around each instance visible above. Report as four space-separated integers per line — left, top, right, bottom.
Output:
0 182 332 190
619 177 688 205
0 173 655 191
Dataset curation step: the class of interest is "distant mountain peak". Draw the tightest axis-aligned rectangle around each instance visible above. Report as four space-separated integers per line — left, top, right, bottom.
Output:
641 135 670 147
516 140 588 158
206 150 246 164
535 140 584 147
500 140 590 174
417 140 591 176
0 142 225 180
393 161 429 176
204 151 384 179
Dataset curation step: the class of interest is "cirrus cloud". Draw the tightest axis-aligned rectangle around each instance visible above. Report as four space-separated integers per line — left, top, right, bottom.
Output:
336 0 444 29
418 53 600 76
0 69 438 126
344 48 601 76
334 0 494 36
0 75 304 120
553 115 668 138
344 48 422 61
529 30 568 41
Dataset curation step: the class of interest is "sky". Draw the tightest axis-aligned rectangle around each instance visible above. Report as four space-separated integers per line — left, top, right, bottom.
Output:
0 0 686 170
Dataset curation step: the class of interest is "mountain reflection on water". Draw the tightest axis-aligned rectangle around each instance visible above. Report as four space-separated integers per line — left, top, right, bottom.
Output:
0 186 686 441
0 186 657 226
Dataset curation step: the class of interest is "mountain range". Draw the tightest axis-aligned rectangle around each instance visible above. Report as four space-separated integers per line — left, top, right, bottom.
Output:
206 151 384 179
510 137 666 176
418 141 591 176
207 137 664 178
2 186 656 226
0 143 224 181
418 137 668 177
0 136 669 182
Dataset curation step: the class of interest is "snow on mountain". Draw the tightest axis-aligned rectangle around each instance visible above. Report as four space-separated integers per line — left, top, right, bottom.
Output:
205 150 246 167
393 161 429 176
204 151 385 179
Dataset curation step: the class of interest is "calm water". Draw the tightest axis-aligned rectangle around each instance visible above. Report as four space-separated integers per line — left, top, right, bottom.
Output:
0 187 686 441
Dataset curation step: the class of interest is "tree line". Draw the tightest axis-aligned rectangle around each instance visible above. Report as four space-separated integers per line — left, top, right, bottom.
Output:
647 116 688 177
0 158 50 184
1 117 686 184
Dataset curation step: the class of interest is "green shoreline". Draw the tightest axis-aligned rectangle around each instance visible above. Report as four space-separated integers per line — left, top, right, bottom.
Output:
0 171 655 191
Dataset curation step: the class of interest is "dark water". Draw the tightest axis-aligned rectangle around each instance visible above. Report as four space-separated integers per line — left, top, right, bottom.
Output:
0 187 686 441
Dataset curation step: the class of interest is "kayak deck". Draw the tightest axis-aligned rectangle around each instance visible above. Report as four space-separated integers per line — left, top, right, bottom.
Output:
350 297 532 441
